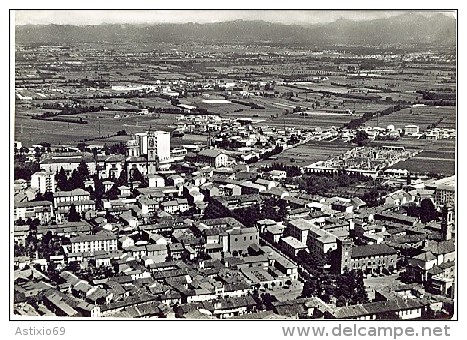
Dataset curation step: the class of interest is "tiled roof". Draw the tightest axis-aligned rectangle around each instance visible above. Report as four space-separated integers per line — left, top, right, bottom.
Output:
351 244 397 258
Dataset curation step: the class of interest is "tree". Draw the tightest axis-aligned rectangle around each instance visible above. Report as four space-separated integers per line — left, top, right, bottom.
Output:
419 198 438 223
260 293 277 310
14 161 40 181
56 167 69 191
362 188 381 208
77 142 87 152
234 204 262 227
297 249 324 270
406 172 412 185
70 169 85 189
77 160 90 178
352 130 369 146
115 168 128 187
129 168 147 187
93 175 105 209
33 191 54 202
262 198 287 222
301 278 318 298
68 204 81 222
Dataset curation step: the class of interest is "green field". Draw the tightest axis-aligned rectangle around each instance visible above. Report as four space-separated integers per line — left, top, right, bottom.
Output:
14 109 178 147
365 106 456 130
258 140 354 167
388 139 456 176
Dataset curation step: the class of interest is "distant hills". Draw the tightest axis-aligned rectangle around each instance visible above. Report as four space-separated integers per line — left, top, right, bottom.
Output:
15 13 456 46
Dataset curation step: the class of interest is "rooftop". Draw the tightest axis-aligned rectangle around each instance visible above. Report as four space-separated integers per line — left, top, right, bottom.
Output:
351 244 398 258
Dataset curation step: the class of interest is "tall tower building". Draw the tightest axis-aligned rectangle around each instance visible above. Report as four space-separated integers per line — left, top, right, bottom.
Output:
441 205 454 241
336 237 353 274
147 129 158 175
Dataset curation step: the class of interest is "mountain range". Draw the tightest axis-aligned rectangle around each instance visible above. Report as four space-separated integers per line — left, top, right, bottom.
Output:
15 13 456 47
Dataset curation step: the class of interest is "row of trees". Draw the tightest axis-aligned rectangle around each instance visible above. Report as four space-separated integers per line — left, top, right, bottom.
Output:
292 171 372 196
345 104 408 130
301 269 368 306
263 162 302 177
405 198 439 224
56 160 90 191
203 197 288 227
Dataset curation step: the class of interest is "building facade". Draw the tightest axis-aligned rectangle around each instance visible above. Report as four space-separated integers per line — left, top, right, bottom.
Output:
31 171 56 193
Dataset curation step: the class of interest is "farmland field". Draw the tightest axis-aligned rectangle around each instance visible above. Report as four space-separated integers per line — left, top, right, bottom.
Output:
365 105 456 130
14 109 178 147
388 139 455 176
258 140 354 167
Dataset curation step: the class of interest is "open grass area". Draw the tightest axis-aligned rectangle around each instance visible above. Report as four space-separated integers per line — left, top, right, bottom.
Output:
365 105 456 130
258 140 354 167
388 139 455 176
14 109 178 147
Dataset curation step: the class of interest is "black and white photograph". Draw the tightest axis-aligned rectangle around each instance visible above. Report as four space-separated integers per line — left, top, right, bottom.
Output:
9 7 458 327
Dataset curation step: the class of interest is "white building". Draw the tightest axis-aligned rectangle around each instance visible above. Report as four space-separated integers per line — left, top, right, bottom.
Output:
148 175 165 188
31 171 56 193
69 232 118 254
53 188 91 208
134 130 171 162
405 125 420 135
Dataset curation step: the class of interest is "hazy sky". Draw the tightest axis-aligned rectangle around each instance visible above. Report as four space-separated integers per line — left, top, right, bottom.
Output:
15 10 455 26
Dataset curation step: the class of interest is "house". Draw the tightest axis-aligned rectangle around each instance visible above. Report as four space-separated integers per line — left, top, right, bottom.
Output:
268 170 287 180
306 224 338 256
199 295 257 319
139 197 159 215
348 244 399 273
148 175 165 188
144 244 168 263
69 231 118 254
118 186 131 197
384 190 413 206
119 235 135 249
407 240 455 283
286 219 312 244
197 149 228 168
161 199 189 214
326 296 428 320
263 224 285 244
95 154 125 179
279 236 307 258
53 188 91 208
56 199 95 215
40 152 96 175
14 200 54 224
226 226 260 256
168 243 185 260
30 171 56 193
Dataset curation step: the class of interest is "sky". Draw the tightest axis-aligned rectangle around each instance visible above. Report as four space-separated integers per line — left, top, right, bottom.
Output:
14 10 456 26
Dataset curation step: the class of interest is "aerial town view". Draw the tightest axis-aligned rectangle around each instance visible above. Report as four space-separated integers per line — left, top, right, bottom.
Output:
12 10 456 320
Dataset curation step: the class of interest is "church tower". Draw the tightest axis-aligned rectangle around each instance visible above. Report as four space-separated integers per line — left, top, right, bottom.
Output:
147 128 158 175
441 205 454 241
336 237 353 274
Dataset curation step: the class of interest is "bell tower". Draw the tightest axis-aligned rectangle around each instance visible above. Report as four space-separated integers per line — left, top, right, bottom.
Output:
336 237 353 274
147 127 158 175
441 205 454 241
